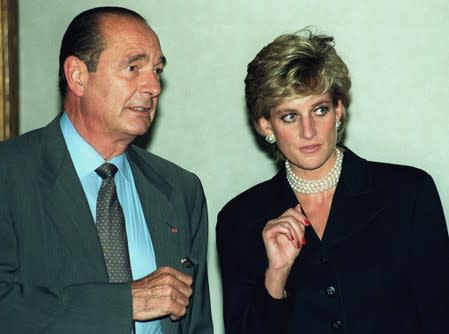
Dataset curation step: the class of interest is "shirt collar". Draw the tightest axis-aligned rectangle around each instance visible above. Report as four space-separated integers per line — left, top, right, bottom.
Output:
59 112 130 181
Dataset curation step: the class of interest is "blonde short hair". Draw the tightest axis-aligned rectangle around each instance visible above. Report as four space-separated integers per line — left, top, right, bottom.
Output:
245 29 351 145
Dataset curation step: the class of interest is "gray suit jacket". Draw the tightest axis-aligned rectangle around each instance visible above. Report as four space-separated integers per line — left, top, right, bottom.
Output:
0 115 213 333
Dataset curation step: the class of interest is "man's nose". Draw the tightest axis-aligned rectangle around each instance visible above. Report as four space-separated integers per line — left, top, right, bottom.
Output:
140 70 161 97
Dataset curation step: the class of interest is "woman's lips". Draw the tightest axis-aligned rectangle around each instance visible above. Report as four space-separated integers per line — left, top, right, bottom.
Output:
299 144 321 154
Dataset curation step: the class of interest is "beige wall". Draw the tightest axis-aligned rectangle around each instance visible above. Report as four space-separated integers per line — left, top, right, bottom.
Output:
19 1 449 332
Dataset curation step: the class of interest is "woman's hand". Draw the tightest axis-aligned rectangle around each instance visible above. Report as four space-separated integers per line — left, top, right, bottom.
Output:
262 204 309 298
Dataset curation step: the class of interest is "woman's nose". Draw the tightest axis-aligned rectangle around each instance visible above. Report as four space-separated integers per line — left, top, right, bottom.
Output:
299 117 316 139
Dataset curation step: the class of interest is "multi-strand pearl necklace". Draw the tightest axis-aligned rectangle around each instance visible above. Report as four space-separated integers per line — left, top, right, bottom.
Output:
285 148 343 194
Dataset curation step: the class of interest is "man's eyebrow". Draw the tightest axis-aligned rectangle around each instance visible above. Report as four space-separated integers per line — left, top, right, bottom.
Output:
159 56 167 66
127 54 149 64
126 54 166 66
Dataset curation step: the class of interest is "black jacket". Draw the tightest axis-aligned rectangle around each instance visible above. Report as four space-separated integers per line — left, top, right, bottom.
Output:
217 148 449 334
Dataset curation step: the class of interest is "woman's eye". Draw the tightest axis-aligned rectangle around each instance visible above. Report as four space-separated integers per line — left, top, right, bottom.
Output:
281 113 297 122
314 106 329 116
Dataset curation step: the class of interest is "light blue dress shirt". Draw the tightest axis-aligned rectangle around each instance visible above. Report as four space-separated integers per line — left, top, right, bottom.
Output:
60 113 162 334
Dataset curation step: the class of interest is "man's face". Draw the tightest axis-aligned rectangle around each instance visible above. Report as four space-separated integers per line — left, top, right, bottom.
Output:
81 15 165 145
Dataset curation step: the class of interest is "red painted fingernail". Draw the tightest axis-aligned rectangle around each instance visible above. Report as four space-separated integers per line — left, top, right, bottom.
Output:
296 240 301 249
301 237 307 246
305 219 311 226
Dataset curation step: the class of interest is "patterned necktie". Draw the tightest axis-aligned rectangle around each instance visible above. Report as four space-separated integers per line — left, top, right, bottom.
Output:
95 163 132 282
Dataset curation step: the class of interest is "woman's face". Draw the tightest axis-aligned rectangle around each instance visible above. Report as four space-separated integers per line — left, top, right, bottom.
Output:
258 93 343 179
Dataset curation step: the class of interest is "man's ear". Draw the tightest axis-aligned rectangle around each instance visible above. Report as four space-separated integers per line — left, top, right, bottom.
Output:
64 56 88 97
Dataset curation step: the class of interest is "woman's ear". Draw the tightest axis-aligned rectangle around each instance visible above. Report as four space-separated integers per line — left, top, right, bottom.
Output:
64 56 88 97
256 116 272 136
335 98 344 121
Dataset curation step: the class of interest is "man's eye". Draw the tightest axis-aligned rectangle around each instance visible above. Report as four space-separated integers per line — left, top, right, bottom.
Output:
282 113 297 122
127 65 138 72
154 67 164 76
315 106 329 116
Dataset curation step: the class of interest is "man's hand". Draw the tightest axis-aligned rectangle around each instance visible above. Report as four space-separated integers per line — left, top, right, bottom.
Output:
131 266 193 321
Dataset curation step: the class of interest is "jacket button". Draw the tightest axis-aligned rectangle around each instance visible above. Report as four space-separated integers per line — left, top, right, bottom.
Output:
320 256 329 264
326 286 336 296
330 320 343 330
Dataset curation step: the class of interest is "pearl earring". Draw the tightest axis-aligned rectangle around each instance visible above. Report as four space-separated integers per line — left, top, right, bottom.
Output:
336 120 341 130
265 133 276 144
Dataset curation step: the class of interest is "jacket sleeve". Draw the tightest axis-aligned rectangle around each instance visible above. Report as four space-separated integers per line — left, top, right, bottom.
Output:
0 182 133 333
409 172 449 333
216 208 289 334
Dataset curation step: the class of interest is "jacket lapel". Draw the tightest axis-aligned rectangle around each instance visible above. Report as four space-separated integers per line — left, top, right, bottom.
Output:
269 148 385 248
324 148 385 247
40 117 107 278
127 147 181 270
